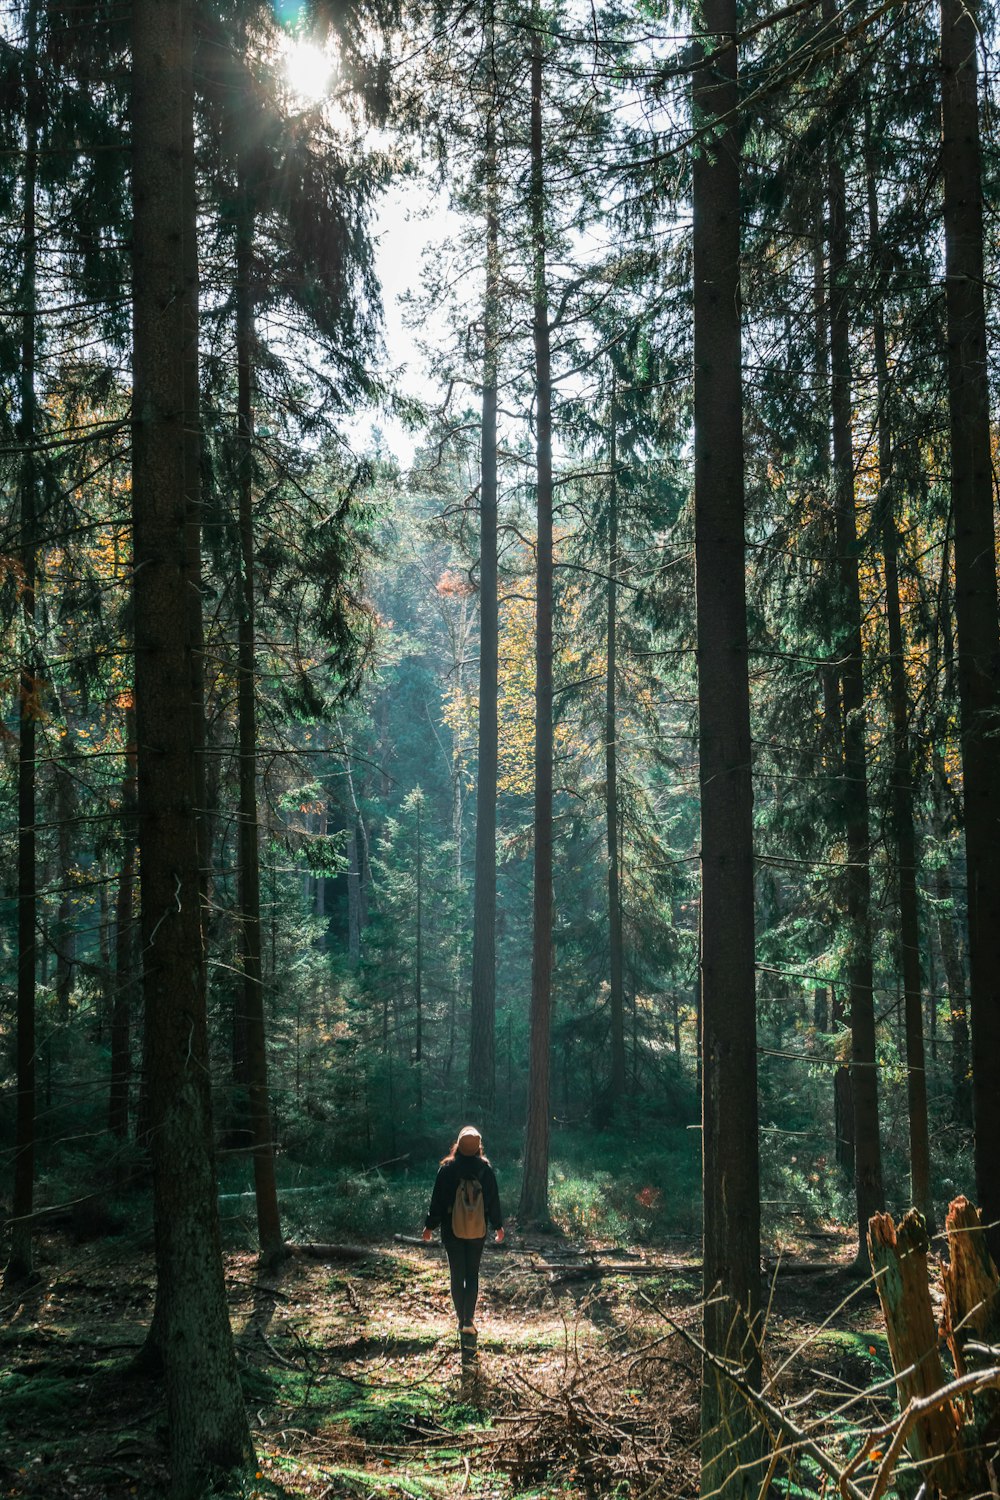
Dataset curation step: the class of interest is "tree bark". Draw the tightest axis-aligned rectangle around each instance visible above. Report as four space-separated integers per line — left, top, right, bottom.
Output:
183 0 209 936
131 0 252 1485
346 824 362 964
469 105 500 1116
109 705 137 1140
519 16 555 1226
97 867 112 1042
867 1210 967 1493
337 721 368 965
941 1196 1000 1377
692 4 763 1491
940 0 1000 1262
936 859 971 1125
870 1200 1000 1498
826 84 884 1258
414 792 424 1115
606 384 627 1108
55 765 76 1024
235 155 283 1265
864 117 931 1225
9 0 39 1283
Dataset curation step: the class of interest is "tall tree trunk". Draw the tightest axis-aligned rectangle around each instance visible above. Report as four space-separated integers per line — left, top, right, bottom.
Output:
109 705 137 1140
97 865 112 1041
235 160 283 1265
519 16 555 1226
141 0 221 1368
826 84 884 1259
606 385 626 1107
813 226 855 1182
926 931 938 1065
414 792 423 1115
337 721 368 964
9 0 39 1283
183 23 209 936
448 601 466 1084
692 3 763 1491
131 0 252 1484
940 0 1000 1262
469 110 500 1116
936 860 972 1125
831 983 855 1176
346 824 362 964
55 765 76 1025
314 805 327 926
693 896 702 1104
864 118 931 1224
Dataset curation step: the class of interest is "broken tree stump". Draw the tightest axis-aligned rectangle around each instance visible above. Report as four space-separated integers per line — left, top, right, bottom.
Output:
942 1195 1000 1378
868 1199 1000 1497
867 1209 968 1495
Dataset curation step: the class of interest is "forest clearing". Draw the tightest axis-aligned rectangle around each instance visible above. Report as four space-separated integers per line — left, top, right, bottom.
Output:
3 1203 900 1500
2 0 1000 1493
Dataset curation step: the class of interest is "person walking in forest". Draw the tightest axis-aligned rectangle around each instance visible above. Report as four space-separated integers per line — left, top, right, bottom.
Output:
422 1126 504 1340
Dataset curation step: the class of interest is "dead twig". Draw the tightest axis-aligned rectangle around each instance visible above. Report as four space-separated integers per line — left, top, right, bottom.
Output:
639 1290 869 1500
868 1367 1000 1500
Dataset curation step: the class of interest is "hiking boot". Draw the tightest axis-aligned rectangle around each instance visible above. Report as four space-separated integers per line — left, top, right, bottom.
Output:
461 1323 477 1335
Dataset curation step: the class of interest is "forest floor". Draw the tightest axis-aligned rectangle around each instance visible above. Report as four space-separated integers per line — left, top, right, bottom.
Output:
0 1224 896 1500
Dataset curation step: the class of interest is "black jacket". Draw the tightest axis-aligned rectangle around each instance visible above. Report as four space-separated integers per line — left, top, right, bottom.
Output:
425 1155 502 1238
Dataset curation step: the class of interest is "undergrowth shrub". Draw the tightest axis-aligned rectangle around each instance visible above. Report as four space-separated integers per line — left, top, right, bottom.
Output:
217 1158 428 1246
548 1124 701 1241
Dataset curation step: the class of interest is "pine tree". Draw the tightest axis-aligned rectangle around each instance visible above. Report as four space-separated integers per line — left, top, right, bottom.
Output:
131 0 251 1484
691 1 763 1490
520 8 556 1227
823 21 884 1258
8 0 41 1283
468 96 501 1117
939 0 1000 1260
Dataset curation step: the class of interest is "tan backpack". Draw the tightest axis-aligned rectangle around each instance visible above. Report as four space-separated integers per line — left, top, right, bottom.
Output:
451 1172 486 1238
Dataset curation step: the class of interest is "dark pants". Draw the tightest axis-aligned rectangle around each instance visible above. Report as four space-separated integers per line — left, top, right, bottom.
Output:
443 1232 486 1325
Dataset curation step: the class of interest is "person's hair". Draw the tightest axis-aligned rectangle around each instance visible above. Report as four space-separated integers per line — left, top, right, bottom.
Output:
441 1132 490 1166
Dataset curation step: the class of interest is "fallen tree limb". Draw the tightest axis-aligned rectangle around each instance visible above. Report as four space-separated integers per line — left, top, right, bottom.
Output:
393 1234 509 1251
547 1264 670 1284
534 1246 645 1261
291 1242 386 1262
638 1291 868 1500
868 1368 1000 1500
761 1259 850 1277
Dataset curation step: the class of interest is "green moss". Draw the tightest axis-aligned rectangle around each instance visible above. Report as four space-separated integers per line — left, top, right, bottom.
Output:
0 1370 82 1430
348 1398 426 1443
811 1329 891 1383
318 1466 448 1498
439 1400 491 1432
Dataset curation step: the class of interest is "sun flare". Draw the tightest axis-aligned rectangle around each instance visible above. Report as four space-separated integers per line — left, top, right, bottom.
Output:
284 37 332 103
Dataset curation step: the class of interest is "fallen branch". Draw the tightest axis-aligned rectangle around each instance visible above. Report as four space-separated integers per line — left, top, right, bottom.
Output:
291 1242 385 1262
868 1367 1000 1500
639 1291 869 1500
361 1154 411 1175
547 1264 667 1284
761 1259 849 1277
393 1233 509 1251
255 1326 303 1370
